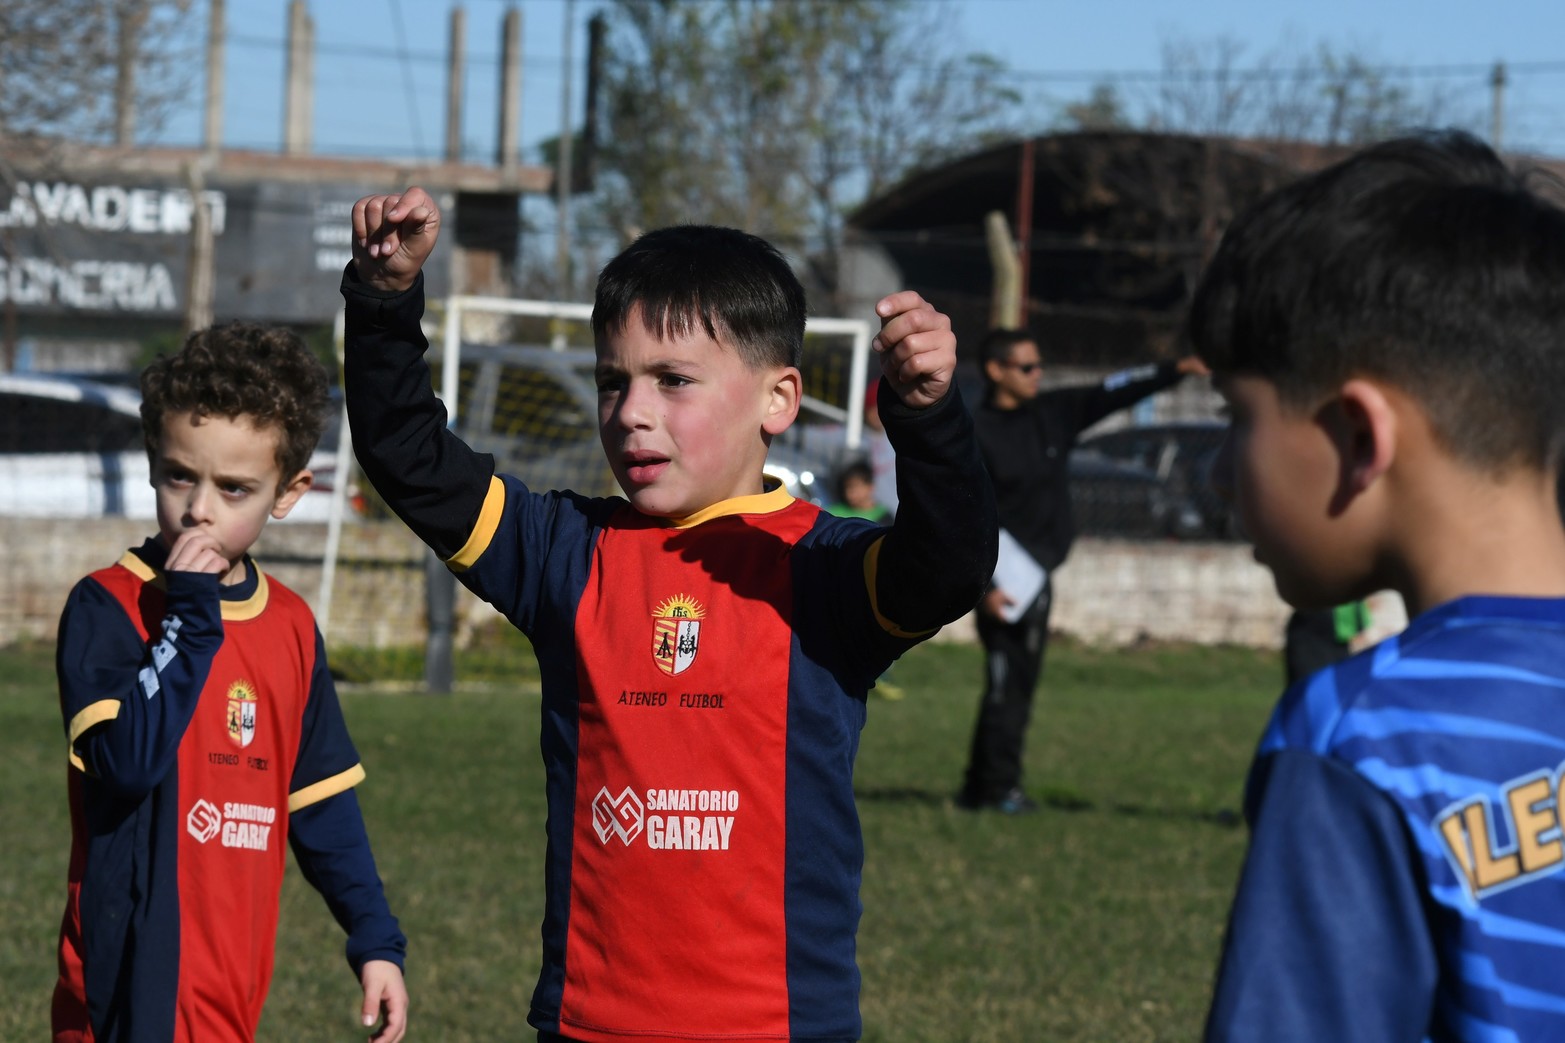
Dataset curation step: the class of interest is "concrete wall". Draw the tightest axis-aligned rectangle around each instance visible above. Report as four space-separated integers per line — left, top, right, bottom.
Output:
1 518 1290 651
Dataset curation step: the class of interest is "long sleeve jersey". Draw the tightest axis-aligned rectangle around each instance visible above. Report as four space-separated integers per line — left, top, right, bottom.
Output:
52 539 405 1043
976 361 1183 571
342 268 996 1042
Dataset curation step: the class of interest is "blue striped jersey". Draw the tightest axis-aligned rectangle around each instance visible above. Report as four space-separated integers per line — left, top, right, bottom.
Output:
1207 596 1565 1043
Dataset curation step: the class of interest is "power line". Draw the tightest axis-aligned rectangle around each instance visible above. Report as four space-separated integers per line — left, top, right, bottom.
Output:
220 29 1565 88
386 0 427 157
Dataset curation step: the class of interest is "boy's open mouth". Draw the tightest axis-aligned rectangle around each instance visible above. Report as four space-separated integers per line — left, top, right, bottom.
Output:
623 451 670 484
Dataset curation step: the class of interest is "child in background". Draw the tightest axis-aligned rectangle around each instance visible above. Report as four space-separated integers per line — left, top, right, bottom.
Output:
52 325 407 1043
828 458 892 523
827 460 903 698
1193 130 1565 1041
341 187 995 1042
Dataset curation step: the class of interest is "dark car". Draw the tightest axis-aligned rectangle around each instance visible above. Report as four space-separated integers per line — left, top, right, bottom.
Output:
1069 420 1237 540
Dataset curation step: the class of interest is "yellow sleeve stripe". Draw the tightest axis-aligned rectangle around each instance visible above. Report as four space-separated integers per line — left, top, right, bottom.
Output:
447 476 506 573
69 700 122 744
288 763 366 813
67 700 123 774
863 536 937 640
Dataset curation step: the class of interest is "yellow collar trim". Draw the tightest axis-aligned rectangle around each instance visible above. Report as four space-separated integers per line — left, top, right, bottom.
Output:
665 481 795 529
117 551 270 621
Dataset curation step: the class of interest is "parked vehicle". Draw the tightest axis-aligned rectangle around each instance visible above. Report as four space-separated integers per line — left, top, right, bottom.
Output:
1069 420 1237 540
0 372 341 521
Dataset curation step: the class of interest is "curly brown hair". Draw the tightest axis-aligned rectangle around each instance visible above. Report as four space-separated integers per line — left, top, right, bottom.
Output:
140 323 331 489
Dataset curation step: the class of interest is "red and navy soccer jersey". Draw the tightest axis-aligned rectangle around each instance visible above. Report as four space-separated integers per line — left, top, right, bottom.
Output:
1207 596 1565 1042
342 267 995 1043
52 543 370 1043
453 479 918 1041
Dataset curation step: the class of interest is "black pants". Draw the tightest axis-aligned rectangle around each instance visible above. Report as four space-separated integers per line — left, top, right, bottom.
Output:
1283 607 1352 687
961 577 1053 803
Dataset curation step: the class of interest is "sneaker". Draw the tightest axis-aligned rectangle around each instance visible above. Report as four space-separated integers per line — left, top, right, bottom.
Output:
956 787 1037 814
994 787 1038 815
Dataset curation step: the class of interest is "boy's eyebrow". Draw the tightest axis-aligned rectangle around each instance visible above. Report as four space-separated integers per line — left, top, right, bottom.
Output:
156 452 270 487
594 356 706 379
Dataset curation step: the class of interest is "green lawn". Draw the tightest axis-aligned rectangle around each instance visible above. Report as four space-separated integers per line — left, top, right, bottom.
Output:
0 634 1279 1042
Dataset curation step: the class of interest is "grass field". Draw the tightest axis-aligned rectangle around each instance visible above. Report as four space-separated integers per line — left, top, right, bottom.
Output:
0 632 1281 1042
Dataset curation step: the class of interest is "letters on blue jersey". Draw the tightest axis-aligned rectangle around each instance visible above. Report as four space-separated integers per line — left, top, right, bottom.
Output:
1436 767 1565 900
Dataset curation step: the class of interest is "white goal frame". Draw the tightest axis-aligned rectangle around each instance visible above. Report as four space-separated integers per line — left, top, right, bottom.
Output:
436 295 876 449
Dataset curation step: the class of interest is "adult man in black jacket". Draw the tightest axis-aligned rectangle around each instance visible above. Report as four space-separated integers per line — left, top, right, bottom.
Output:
958 329 1207 812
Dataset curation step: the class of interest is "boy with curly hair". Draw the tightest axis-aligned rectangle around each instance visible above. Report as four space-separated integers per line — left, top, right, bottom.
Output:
52 324 408 1043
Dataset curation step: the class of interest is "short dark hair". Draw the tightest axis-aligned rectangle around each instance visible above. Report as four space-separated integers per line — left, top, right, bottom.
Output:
1187 129 1565 471
977 328 1037 378
141 323 331 488
591 225 806 370
835 457 875 501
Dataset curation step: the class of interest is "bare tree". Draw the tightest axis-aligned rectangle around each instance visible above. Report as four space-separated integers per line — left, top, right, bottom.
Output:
583 0 1021 300
0 0 198 367
1132 33 1476 146
0 0 196 147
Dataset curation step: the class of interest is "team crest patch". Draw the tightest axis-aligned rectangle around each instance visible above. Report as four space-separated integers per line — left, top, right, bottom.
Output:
226 680 258 748
652 594 705 675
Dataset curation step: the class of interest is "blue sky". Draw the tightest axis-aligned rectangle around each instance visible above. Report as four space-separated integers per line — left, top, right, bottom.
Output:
157 0 1565 161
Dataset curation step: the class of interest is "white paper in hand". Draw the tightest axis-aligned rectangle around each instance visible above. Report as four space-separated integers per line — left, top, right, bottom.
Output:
993 528 1046 624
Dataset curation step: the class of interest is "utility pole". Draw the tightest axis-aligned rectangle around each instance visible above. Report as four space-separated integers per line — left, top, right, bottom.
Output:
497 7 522 172
204 0 226 159
116 0 149 146
283 0 314 155
555 0 576 297
1490 61 1507 152
184 164 215 333
445 6 466 163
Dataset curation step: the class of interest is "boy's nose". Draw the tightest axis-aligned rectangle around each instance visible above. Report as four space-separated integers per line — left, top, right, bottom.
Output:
614 382 655 429
184 485 216 524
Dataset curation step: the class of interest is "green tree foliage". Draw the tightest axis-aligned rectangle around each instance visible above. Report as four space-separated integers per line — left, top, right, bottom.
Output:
588 0 1021 297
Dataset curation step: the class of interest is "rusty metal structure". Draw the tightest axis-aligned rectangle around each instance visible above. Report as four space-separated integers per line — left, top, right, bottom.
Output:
846 132 1334 368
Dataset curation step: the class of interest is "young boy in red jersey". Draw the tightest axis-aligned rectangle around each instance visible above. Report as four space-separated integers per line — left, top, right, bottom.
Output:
52 325 408 1043
341 188 996 1042
1193 131 1565 1041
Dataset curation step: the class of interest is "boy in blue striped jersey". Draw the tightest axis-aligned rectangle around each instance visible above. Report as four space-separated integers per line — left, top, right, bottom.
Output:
1192 130 1565 1042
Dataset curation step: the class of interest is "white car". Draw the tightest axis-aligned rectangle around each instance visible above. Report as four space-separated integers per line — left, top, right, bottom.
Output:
0 372 341 521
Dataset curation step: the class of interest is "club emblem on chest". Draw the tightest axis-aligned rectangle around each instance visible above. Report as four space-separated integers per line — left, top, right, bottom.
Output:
652 594 705 676
226 679 259 748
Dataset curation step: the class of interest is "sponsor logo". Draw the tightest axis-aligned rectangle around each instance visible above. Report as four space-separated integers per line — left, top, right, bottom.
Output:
652 594 704 676
187 798 222 844
591 785 739 851
185 797 276 852
226 680 258 748
592 786 645 846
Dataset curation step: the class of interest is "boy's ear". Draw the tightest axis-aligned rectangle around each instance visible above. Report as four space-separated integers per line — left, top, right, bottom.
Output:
270 469 315 520
761 367 802 437
1330 379 1397 496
